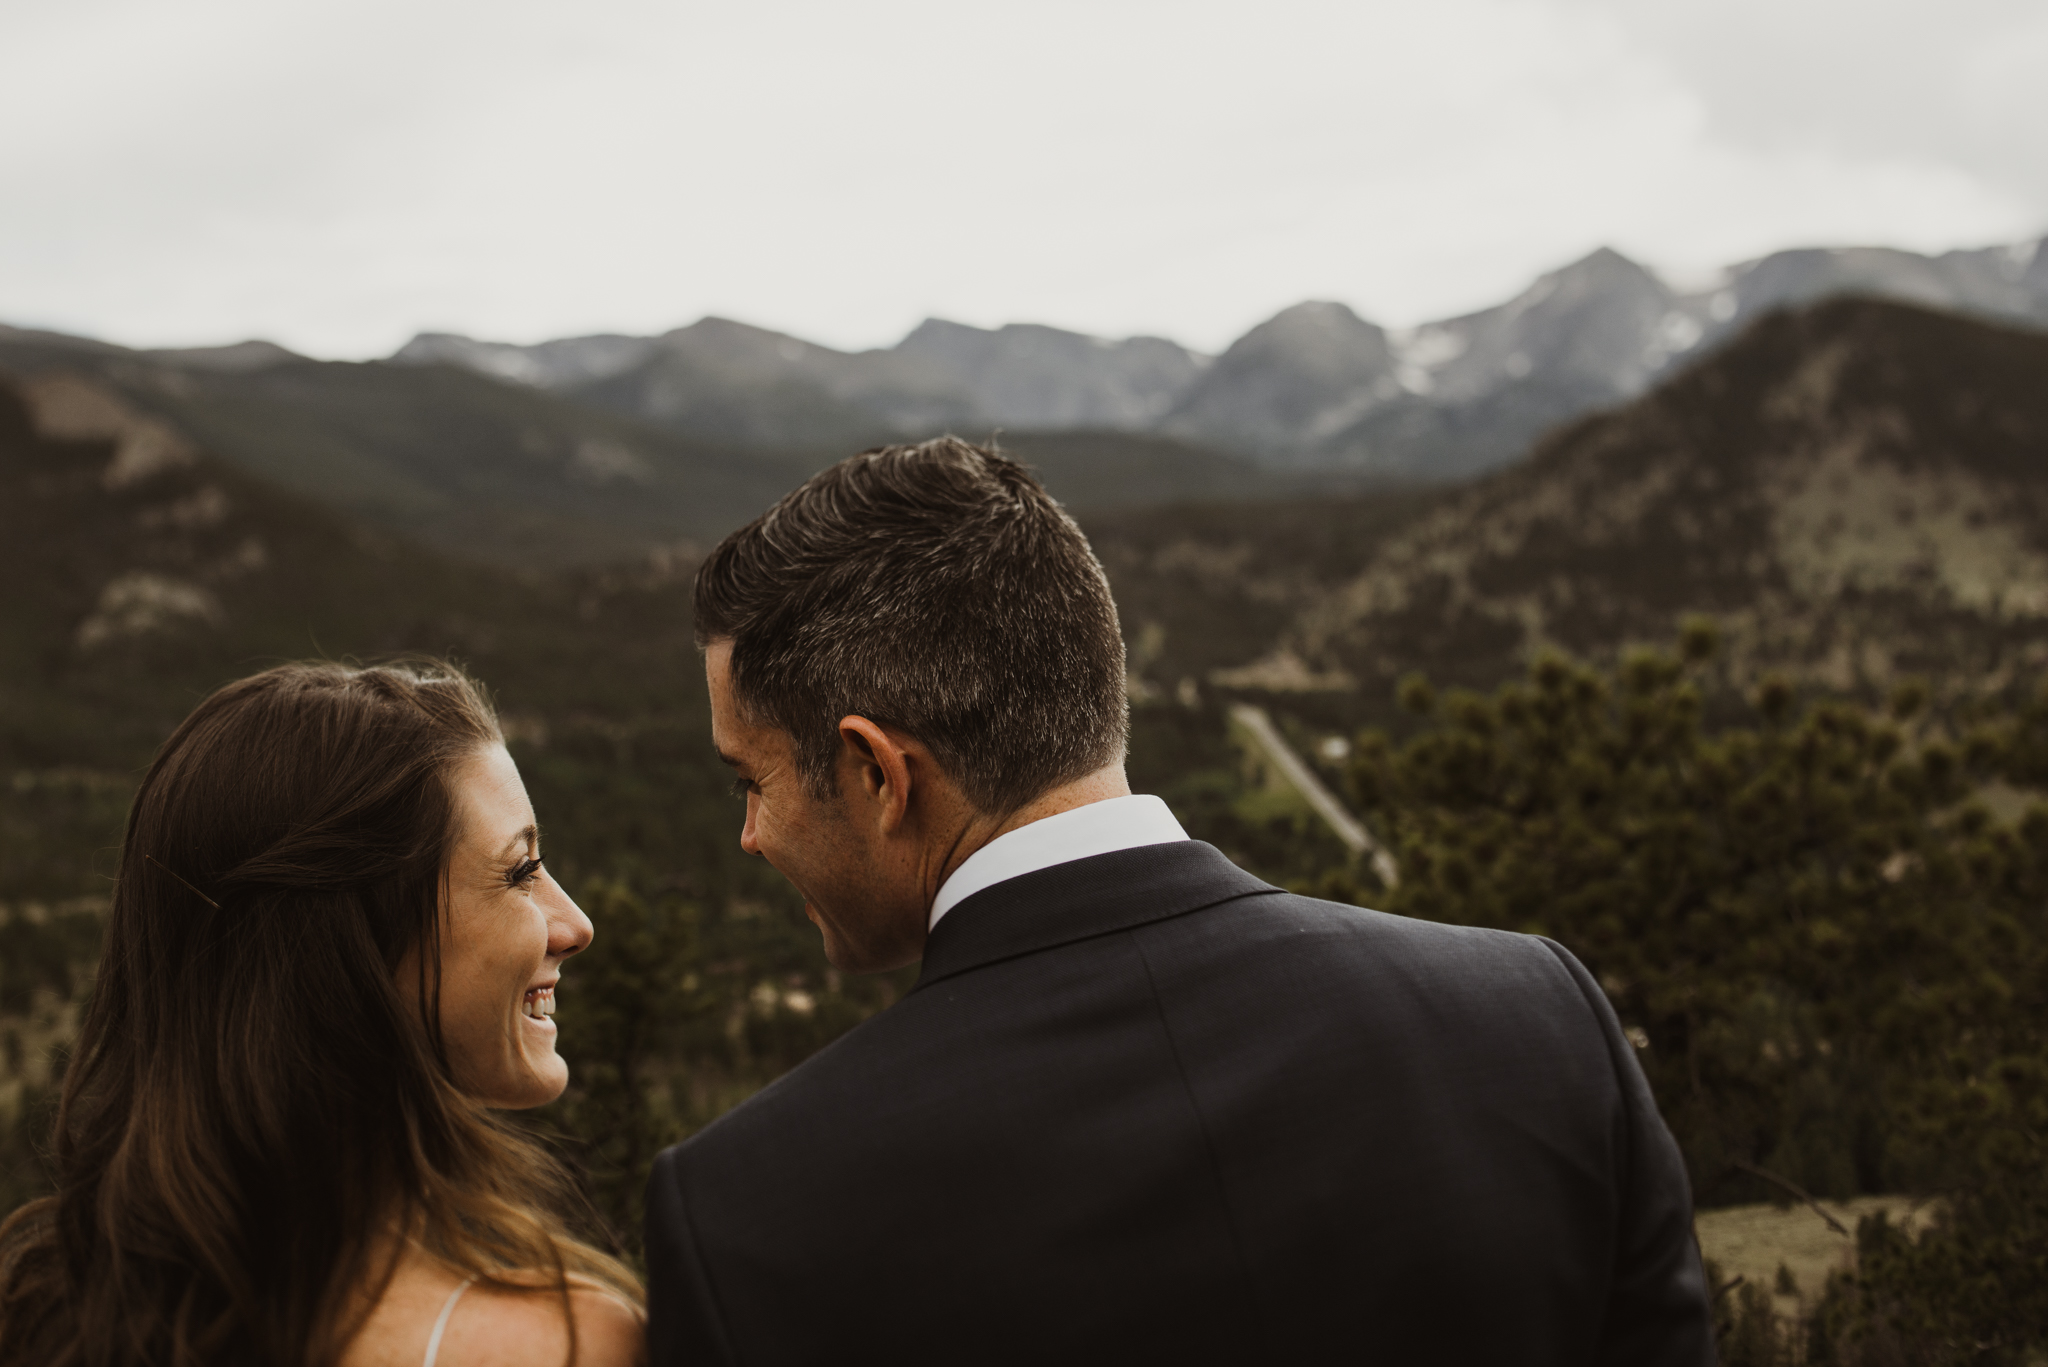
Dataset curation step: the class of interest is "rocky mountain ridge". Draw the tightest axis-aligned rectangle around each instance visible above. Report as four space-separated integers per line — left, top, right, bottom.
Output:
0 326 1283 571
0 324 819 571
393 235 2048 480
1095 297 2048 715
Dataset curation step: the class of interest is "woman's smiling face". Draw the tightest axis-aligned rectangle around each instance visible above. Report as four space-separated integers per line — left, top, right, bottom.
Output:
432 743 593 1108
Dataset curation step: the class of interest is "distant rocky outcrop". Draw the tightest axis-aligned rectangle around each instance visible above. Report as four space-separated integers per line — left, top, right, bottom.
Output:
571 317 970 448
139 340 308 373
402 316 1212 449
1321 248 1687 480
892 320 1206 430
1718 241 2048 329
1 371 274 669
1159 302 1398 456
392 331 655 389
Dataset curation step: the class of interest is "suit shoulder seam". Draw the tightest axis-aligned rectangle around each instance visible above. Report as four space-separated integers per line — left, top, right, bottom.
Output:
1536 936 1639 1194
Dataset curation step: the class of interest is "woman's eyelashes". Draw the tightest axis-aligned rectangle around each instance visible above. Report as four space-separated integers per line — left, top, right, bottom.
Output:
505 855 544 888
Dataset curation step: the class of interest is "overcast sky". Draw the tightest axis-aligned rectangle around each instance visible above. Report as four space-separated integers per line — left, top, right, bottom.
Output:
3 0 2043 357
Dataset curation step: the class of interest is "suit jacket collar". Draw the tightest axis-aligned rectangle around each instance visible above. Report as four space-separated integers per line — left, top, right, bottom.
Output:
913 841 1279 992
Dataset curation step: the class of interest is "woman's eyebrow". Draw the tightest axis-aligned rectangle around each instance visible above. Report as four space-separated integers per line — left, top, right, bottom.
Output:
494 824 539 859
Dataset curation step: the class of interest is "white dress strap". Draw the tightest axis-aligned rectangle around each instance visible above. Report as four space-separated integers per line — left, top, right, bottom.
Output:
422 1277 475 1367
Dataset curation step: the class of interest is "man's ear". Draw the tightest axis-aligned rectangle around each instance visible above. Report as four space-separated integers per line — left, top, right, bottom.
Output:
837 716 914 832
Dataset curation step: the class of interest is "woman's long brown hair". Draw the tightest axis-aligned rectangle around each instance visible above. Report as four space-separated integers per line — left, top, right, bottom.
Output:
0 661 638 1365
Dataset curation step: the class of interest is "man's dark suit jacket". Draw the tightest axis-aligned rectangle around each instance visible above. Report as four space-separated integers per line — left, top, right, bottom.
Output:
644 841 1713 1364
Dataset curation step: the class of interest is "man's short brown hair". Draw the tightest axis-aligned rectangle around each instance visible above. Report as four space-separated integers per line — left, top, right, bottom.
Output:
693 437 1129 814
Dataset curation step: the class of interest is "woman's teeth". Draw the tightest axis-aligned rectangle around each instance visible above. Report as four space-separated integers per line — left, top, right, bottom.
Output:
523 986 556 1020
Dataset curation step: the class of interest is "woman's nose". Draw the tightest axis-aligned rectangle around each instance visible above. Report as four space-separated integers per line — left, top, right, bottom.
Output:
548 885 594 957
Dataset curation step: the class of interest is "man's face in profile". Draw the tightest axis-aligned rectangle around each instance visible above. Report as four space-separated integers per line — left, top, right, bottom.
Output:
705 641 923 972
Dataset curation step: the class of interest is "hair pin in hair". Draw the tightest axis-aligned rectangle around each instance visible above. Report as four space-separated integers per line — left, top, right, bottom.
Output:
145 854 222 910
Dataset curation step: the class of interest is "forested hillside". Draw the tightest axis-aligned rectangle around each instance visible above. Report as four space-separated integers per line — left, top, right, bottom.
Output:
1337 639 2048 1359
1102 298 2048 726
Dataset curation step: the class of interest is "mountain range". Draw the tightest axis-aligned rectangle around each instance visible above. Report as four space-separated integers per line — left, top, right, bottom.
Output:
0 324 1293 571
395 235 2048 482
1096 296 2048 718
7 232 2045 576
0 322 814 570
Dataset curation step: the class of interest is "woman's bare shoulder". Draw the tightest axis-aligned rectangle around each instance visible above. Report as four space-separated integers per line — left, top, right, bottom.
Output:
339 1256 644 1367
336 1256 464 1367
436 1281 645 1367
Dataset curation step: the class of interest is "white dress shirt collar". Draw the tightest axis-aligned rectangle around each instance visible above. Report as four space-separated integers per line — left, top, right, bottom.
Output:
927 793 1190 930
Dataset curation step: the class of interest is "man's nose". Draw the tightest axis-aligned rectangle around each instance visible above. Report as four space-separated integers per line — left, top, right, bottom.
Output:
740 793 762 856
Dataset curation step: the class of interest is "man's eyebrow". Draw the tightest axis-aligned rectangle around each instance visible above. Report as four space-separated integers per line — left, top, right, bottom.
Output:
716 749 742 769
495 824 539 859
